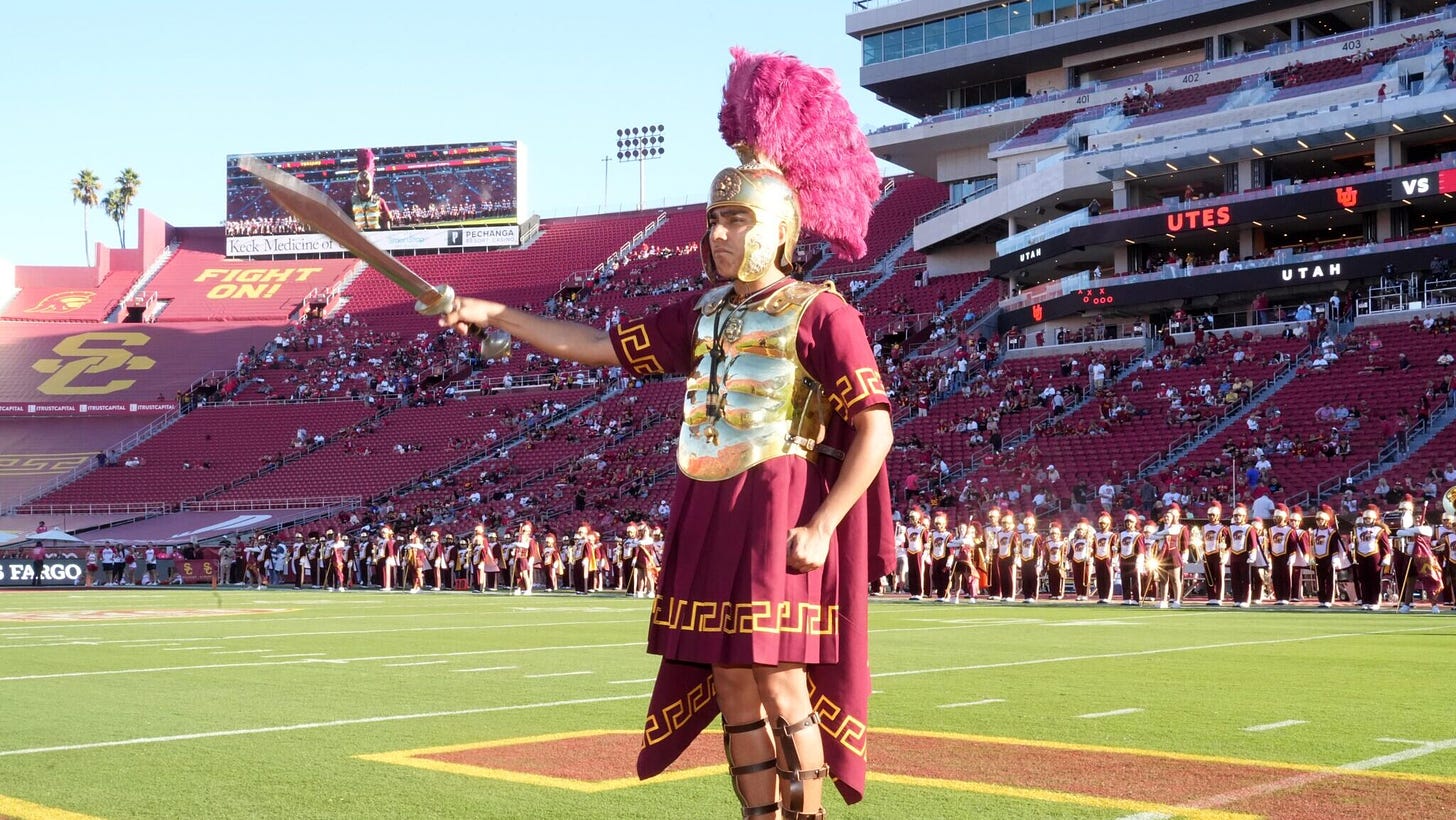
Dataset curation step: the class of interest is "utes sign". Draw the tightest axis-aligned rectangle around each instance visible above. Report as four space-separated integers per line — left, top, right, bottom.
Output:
1166 206 1231 232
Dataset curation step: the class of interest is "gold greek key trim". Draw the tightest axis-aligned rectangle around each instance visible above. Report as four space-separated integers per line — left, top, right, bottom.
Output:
615 322 663 375
642 678 718 747
827 367 885 421
650 596 838 636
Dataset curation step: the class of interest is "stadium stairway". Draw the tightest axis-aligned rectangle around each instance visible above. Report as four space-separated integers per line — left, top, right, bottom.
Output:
1349 398 1456 501
111 240 179 320
1137 334 1315 481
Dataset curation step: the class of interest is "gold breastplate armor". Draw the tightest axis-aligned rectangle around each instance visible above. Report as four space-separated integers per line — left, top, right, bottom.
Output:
678 280 836 481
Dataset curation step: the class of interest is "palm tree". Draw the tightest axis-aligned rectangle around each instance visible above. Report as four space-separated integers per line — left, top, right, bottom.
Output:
104 169 142 248
103 188 128 247
70 169 101 265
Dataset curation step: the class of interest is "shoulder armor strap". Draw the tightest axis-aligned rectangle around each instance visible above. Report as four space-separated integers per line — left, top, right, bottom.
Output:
765 280 840 316
694 284 735 315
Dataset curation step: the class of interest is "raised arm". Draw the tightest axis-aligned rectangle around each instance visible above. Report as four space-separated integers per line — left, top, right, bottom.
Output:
435 295 620 367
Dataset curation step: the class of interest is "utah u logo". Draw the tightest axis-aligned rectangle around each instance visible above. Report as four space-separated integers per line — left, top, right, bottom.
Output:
31 332 156 395
1335 186 1358 208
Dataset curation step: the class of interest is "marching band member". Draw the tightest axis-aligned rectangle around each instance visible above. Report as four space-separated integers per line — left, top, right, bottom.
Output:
569 524 590 595
1152 504 1190 609
928 512 953 602
1016 513 1043 603
1265 505 1296 605
976 511 998 600
1250 516 1273 603
949 520 978 604
904 508 928 601
1227 504 1259 608
635 529 660 599
541 532 562 592
1390 496 1423 612
1068 517 1093 601
1201 503 1229 606
1395 505 1441 614
511 521 538 596
380 525 397 592
993 510 1017 602
311 533 326 589
450 533 468 591
1308 505 1345 608
1352 506 1390 610
292 533 309 589
1116 511 1144 606
404 530 426 593
1437 509 1456 608
891 517 908 595
622 523 642 597
329 532 349 592
427 530 446 591
1091 512 1116 605
1043 520 1067 601
245 535 267 589
482 529 503 592
1287 507 1311 603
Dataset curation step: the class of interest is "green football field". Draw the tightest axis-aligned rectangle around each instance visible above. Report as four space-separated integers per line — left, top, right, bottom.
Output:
1 588 1453 819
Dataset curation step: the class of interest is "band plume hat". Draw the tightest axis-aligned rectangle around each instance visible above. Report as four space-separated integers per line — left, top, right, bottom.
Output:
713 47 880 267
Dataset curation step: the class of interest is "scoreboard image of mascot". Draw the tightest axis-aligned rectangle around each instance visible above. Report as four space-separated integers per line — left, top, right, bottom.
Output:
224 140 525 257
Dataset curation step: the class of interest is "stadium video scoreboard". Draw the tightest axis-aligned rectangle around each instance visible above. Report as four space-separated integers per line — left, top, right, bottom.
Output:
224 140 526 258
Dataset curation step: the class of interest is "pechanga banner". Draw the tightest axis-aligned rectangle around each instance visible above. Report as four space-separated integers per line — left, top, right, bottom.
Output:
225 141 524 257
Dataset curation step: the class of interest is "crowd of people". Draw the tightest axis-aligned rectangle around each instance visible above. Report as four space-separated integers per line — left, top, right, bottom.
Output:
205 519 669 599
880 496 1454 612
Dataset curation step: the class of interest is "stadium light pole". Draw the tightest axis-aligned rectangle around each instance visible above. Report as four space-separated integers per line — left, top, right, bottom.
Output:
614 124 666 211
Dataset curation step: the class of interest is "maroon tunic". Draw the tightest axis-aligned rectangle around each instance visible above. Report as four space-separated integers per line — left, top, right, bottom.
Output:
612 281 894 804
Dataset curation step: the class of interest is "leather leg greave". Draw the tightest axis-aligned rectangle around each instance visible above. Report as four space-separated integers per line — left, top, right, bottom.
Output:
775 712 830 819
722 716 778 817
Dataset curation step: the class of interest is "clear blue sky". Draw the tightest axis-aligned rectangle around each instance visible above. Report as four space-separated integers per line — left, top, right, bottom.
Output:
0 1 912 268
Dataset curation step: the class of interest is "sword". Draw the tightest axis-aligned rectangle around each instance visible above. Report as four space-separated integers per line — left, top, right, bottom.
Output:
236 155 510 358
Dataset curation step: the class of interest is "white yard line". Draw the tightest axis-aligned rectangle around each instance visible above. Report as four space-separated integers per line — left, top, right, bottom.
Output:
382 660 448 668
1243 720 1307 732
162 646 220 651
262 653 325 659
0 617 641 649
524 671 593 679
0 607 608 633
0 693 652 758
872 624 1454 679
608 677 657 685
0 641 645 682
1078 708 1142 719
455 666 517 673
208 649 276 655
938 699 1005 709
1115 737 1456 820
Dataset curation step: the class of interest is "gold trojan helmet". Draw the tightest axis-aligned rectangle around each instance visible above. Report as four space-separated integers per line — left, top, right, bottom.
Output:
705 152 800 283
703 47 880 285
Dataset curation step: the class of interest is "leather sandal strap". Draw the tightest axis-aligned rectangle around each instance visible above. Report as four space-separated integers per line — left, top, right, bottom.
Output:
723 717 770 734
729 758 777 777
777 765 831 782
774 712 820 737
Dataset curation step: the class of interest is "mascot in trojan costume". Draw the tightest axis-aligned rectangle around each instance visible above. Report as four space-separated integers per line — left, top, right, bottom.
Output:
631 48 893 819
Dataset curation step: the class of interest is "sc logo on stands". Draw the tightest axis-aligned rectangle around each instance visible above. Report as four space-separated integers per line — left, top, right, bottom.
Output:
31 332 156 396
